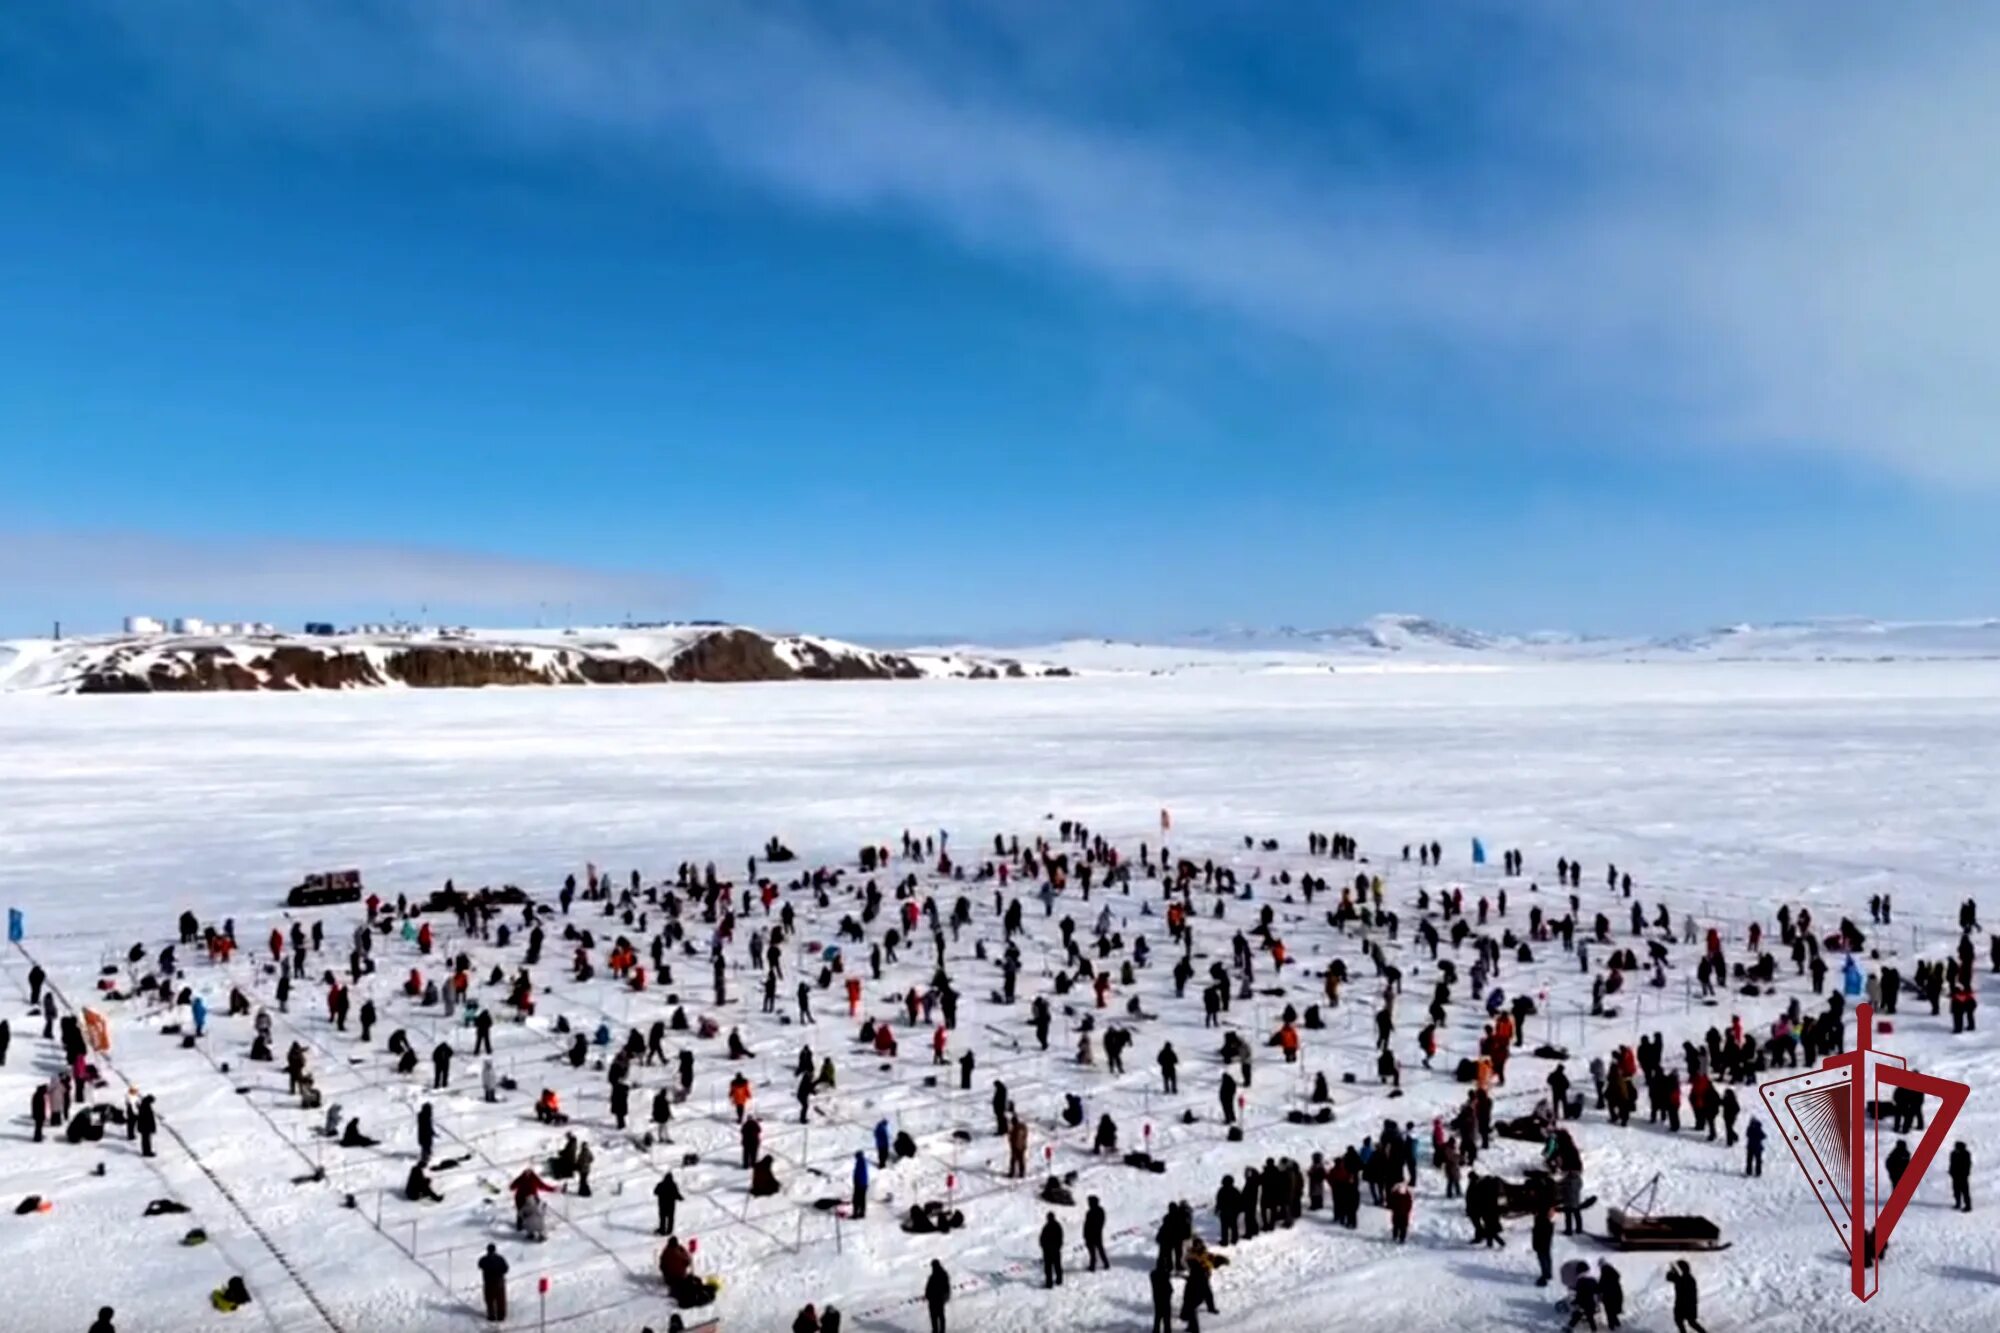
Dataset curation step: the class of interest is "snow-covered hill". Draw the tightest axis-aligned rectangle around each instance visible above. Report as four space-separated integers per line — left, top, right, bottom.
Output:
937 615 2000 676
0 624 1066 695
1641 616 2000 661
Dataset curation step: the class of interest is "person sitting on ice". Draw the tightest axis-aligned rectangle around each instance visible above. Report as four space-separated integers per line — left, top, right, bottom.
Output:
405 1162 443 1203
728 1028 753 1060
660 1235 696 1289
550 1133 582 1180
1094 1114 1120 1155
339 1117 378 1148
751 1154 782 1197
208 1277 253 1314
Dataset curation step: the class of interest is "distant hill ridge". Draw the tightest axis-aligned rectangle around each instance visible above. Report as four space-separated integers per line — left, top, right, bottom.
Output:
0 624 1067 694
5 615 1994 693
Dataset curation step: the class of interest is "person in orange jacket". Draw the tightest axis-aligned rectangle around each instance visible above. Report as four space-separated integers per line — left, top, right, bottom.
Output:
729 1073 753 1123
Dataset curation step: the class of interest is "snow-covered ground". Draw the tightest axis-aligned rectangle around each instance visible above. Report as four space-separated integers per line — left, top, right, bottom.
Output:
1 663 1996 1332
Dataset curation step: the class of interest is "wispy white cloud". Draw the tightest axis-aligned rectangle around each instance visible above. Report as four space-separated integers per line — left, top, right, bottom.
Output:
52 1 2000 482
0 530 686 615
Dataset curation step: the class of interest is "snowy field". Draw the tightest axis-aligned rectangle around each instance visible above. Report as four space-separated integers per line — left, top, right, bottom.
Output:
2 663 1997 1333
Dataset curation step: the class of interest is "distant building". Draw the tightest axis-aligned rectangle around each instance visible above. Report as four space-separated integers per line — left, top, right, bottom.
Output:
303 622 337 636
171 616 207 635
123 615 165 635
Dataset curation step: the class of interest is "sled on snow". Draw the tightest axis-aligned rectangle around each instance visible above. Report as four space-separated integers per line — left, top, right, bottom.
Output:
1497 1115 1553 1144
1495 1170 1558 1217
1599 1173 1729 1251
1602 1211 1727 1251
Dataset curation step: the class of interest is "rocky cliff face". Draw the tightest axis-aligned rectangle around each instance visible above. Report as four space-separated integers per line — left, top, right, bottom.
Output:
663 629 797 683
57 627 1052 694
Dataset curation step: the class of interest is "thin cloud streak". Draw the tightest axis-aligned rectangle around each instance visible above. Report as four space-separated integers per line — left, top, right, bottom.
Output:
58 2 2000 483
0 530 688 617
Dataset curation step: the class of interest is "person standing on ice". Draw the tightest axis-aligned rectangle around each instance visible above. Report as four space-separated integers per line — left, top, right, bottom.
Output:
134 1094 157 1157
1084 1195 1109 1270
1531 1205 1556 1285
923 1259 951 1333
1949 1142 1974 1210
478 1244 508 1322
1744 1116 1765 1176
1150 1260 1175 1333
851 1151 870 1219
1666 1261 1709 1333
654 1169 683 1235
1007 1114 1029 1178
1039 1210 1065 1287
1181 1250 1215 1332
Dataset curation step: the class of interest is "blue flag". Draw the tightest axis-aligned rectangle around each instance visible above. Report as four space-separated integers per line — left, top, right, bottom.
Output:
5 908 20 943
1471 839 1487 865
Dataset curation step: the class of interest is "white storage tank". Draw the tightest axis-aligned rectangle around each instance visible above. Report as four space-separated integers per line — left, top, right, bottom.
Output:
172 616 207 635
123 614 165 635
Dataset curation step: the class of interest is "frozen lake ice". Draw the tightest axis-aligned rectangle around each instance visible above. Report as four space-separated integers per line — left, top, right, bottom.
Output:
1 661 1996 1332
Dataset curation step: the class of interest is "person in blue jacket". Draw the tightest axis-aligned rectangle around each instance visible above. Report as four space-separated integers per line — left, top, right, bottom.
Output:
852 1151 870 1219
191 995 208 1039
874 1118 893 1168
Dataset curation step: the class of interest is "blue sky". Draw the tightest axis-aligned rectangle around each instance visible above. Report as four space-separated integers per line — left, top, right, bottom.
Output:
3 2 1997 639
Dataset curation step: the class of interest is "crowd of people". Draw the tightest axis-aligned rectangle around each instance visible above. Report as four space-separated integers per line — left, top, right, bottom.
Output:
11 817 1992 1331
